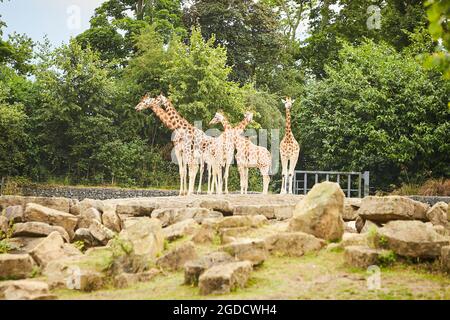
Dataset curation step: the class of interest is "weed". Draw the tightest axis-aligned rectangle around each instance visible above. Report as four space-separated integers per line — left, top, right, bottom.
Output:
378 250 397 267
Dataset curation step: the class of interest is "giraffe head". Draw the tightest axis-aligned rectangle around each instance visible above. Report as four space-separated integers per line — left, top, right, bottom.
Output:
135 93 154 111
244 111 253 123
282 97 295 110
209 112 225 125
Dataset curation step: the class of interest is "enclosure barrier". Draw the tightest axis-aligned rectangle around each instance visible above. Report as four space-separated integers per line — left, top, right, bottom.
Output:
293 170 370 198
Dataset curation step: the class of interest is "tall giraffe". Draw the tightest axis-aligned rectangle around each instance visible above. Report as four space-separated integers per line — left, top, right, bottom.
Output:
209 112 253 193
135 93 192 196
157 94 219 195
280 97 300 194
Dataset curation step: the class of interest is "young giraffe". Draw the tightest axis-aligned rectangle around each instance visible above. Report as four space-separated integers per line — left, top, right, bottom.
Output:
209 112 253 194
280 97 300 194
158 94 219 195
234 134 272 195
135 94 190 196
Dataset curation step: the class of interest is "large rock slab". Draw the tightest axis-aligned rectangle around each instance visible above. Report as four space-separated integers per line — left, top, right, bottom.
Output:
113 269 160 289
194 199 233 215
24 203 78 238
441 246 450 273
233 204 294 220
0 280 56 300
264 232 326 257
375 220 450 258
0 253 36 279
426 202 448 227
343 198 362 221
30 232 81 267
288 181 345 241
156 241 197 271
198 261 253 295
12 222 70 243
215 215 267 230
3 205 24 223
101 204 122 232
151 207 212 227
88 220 115 245
116 200 159 217
344 245 386 268
221 238 268 266
357 196 429 223
162 218 200 241
118 217 163 259
184 252 234 286
0 195 71 213
73 228 99 248
77 207 102 229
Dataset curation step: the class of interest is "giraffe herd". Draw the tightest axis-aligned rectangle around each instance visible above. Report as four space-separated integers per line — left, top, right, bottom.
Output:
135 93 300 196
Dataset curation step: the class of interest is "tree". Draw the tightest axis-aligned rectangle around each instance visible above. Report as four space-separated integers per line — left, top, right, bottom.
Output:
303 0 431 78
423 0 450 79
183 0 285 85
292 40 450 190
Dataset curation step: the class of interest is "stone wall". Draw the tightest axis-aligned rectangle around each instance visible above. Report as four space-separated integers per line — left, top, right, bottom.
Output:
20 186 178 200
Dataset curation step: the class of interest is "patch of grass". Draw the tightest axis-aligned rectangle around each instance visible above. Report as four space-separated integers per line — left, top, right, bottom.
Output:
378 250 397 267
73 240 86 253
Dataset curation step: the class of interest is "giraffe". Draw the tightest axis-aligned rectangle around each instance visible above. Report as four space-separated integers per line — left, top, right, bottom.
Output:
280 97 300 194
135 93 190 196
157 94 220 195
209 112 253 194
234 133 272 195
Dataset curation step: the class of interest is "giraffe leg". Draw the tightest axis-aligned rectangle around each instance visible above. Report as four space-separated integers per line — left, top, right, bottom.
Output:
244 167 249 194
175 149 184 197
217 165 223 195
197 158 204 194
262 175 270 194
288 154 299 194
280 156 288 195
187 163 198 196
223 163 230 194
207 163 212 194
238 165 245 194
182 160 188 196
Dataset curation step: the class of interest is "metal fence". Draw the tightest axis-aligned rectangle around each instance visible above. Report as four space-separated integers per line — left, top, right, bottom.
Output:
293 170 370 198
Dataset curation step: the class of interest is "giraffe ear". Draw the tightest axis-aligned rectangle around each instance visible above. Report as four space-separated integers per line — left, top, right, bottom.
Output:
281 99 286 104
292 99 296 104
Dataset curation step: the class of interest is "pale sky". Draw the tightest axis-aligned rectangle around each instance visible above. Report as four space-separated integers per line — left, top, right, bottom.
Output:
0 0 106 45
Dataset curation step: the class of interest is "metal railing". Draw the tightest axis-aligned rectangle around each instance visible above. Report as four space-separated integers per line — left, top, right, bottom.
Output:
293 170 370 198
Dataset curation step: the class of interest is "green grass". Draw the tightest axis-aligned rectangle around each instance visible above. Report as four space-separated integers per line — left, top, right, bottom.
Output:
53 249 450 300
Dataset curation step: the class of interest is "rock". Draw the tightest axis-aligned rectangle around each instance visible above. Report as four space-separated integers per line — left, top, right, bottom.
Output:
24 203 78 238
216 215 267 230
30 232 81 267
89 220 115 245
288 181 345 241
77 207 102 229
0 253 36 279
192 225 216 244
162 218 200 241
119 217 163 259
0 280 56 300
66 270 105 292
0 215 8 235
357 196 429 223
233 204 294 220
198 261 253 295
221 238 268 266
102 205 122 232
3 205 24 223
192 210 223 224
264 232 325 257
340 233 368 247
77 199 104 217
344 245 385 268
360 220 380 233
194 199 233 215
375 220 450 258
426 202 448 227
3 237 43 253
0 195 71 213
343 198 361 221
12 222 70 243
73 228 98 248
156 241 197 271
113 269 160 289
432 225 449 237
441 246 450 273
345 221 357 233
116 200 158 217
219 227 251 243
69 199 80 215
184 252 234 285
355 216 365 233
151 207 214 227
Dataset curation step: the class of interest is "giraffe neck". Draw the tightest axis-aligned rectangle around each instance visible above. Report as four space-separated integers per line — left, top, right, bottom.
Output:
285 108 292 135
221 117 232 131
165 99 193 130
147 101 176 130
234 117 250 132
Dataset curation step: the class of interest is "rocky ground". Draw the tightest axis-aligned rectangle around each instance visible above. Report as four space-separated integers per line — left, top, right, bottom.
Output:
0 184 449 300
